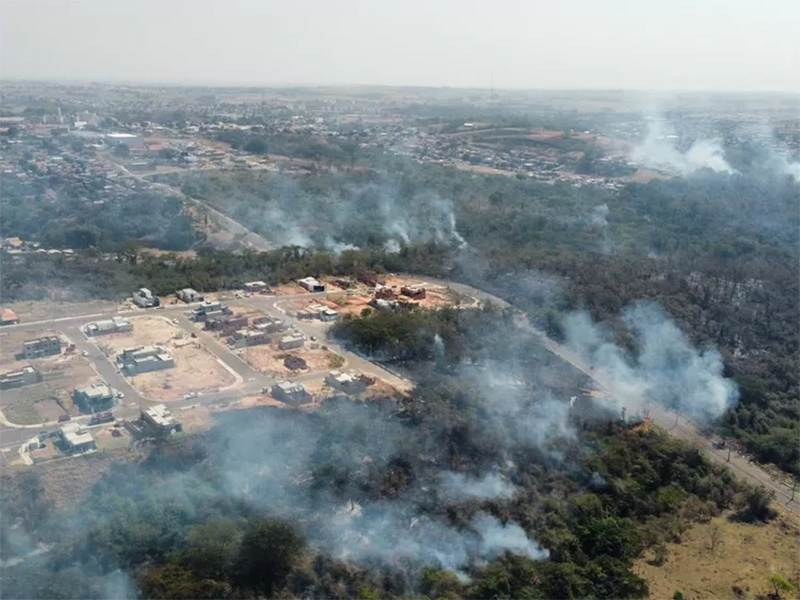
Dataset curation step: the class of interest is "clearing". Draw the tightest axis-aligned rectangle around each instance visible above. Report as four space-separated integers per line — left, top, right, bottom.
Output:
1 298 122 324
94 316 236 401
237 338 344 378
635 506 800 600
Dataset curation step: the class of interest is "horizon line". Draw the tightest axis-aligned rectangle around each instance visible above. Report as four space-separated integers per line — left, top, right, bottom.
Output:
2 77 799 96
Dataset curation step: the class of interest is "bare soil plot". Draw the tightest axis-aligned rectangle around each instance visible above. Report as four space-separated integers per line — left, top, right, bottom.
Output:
0 354 96 425
95 316 236 401
272 282 309 296
238 340 344 378
634 506 800 600
2 298 122 324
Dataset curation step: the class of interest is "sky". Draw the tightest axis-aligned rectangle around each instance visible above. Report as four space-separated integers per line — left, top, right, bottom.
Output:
1 0 799 92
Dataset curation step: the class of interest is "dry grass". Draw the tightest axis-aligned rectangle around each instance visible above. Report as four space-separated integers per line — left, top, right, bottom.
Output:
2 299 122 324
635 506 800 600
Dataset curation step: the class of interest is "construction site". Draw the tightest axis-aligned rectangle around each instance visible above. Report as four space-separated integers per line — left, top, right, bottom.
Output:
0 331 94 424
93 316 236 401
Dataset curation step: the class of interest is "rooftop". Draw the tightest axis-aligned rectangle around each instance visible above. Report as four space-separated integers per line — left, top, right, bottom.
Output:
61 423 95 446
143 404 180 428
76 382 113 399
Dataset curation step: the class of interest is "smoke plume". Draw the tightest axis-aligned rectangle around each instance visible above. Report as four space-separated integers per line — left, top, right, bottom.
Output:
563 302 739 423
632 119 735 175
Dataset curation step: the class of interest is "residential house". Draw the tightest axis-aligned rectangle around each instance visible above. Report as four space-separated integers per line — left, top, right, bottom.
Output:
133 287 159 308
271 381 311 403
84 316 132 336
23 336 62 359
325 371 368 395
118 346 175 375
205 314 248 335
298 277 325 292
0 366 41 389
73 382 115 413
59 422 97 454
142 404 183 435
244 281 269 293
0 308 19 326
177 288 203 303
278 333 304 350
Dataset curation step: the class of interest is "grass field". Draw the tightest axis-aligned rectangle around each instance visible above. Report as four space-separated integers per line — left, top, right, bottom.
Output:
635 506 800 599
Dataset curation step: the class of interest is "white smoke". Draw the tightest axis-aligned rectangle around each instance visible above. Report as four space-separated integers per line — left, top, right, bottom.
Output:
563 302 739 423
439 472 515 501
328 507 546 573
472 513 549 562
632 119 735 175
591 204 609 228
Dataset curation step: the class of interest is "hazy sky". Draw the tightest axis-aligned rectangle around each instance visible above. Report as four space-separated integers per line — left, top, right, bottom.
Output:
2 0 799 92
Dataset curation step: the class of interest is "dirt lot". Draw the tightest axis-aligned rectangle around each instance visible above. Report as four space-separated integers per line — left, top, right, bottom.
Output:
1 298 123 324
0 329 65 367
0 351 96 425
94 316 236 401
238 339 344 378
635 506 800 599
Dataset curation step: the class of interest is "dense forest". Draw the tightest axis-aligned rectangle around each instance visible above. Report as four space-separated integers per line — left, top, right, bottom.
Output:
1 306 775 599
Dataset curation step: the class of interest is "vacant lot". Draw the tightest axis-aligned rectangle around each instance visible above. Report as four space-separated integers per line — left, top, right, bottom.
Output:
0 354 96 425
635 506 800 600
95 316 236 401
238 339 343 378
2 298 122 324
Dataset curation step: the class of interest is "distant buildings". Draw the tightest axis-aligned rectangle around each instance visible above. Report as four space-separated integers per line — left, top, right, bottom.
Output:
133 287 160 308
23 335 62 359
278 333 304 350
84 316 132 336
298 277 325 292
0 366 41 389
105 132 143 147
118 345 175 375
59 422 97 454
73 382 115 413
271 381 311 403
142 404 182 435
0 308 19 326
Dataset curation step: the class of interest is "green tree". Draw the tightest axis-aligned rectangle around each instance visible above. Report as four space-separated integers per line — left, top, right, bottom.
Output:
234 518 305 594
768 573 795 599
